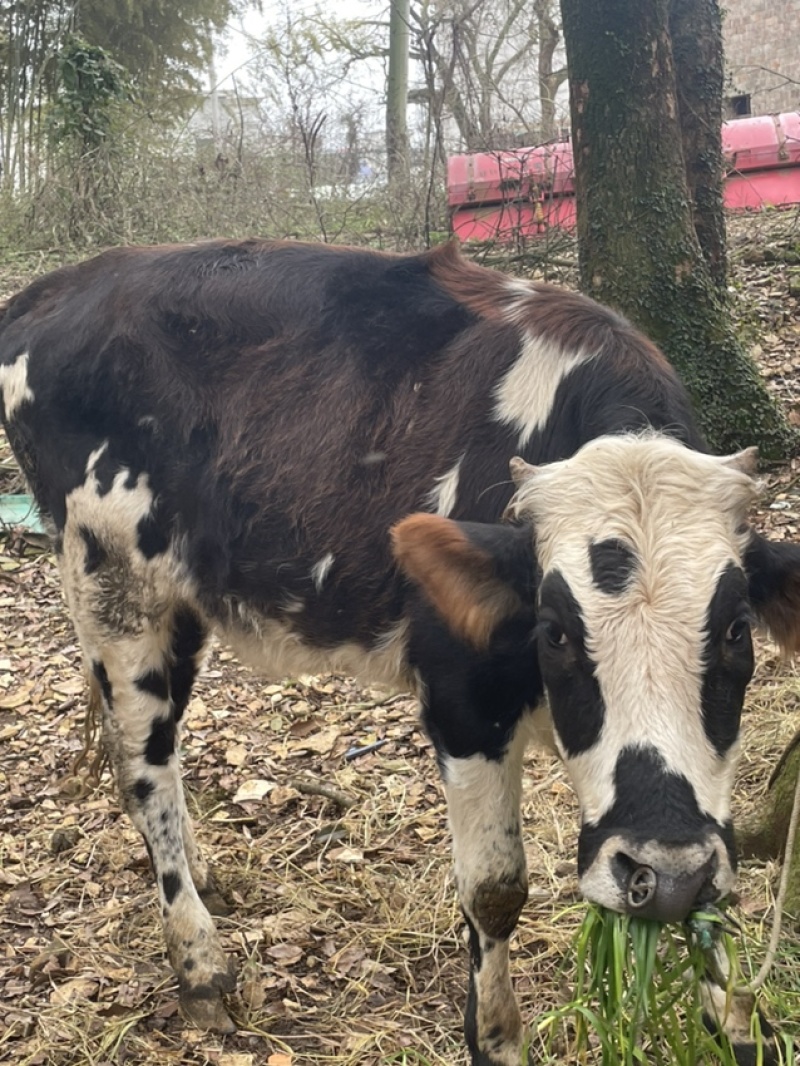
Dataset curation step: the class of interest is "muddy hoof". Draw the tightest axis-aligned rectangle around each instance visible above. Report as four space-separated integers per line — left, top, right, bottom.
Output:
179 961 237 1032
180 989 236 1033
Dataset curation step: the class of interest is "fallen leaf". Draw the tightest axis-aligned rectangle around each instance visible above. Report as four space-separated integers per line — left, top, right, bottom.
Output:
288 716 322 738
266 943 303 965
232 779 275 803
225 743 248 767
327 846 363 864
291 727 339 755
267 785 300 807
49 977 99 1004
0 684 33 709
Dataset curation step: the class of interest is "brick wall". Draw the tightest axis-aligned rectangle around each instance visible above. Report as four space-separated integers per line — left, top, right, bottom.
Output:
723 0 800 115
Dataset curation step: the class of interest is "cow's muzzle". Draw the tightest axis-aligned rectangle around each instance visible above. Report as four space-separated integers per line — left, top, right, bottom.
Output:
577 833 735 923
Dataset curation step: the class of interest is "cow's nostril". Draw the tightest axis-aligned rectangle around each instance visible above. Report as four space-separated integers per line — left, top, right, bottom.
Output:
627 865 658 909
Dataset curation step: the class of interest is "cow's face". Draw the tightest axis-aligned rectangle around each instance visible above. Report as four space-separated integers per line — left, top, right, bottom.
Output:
505 436 759 920
394 434 800 923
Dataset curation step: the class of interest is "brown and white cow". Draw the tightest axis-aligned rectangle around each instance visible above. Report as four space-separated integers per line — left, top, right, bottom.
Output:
1 240 798 1065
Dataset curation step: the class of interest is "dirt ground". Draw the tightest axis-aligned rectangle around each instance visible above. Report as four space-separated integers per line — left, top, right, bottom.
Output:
1 217 799 1066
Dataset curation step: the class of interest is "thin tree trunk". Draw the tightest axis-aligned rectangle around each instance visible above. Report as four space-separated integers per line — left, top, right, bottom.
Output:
559 0 796 459
387 0 410 187
534 0 563 141
669 0 727 287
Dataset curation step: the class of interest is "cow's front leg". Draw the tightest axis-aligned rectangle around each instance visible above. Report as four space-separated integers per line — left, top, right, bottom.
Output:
700 947 779 1066
440 720 531 1066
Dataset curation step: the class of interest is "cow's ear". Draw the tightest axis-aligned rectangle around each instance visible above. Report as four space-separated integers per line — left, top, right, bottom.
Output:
391 514 535 648
744 532 800 656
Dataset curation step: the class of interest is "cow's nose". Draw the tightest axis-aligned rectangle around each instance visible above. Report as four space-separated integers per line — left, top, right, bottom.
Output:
613 850 718 923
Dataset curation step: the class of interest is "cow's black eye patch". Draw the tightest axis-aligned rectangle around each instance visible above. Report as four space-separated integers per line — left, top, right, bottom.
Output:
538 570 605 755
589 538 638 595
701 563 753 756
538 618 567 650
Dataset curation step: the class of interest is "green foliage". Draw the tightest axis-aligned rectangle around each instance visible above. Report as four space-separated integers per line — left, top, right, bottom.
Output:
75 0 240 102
539 905 782 1065
49 36 130 152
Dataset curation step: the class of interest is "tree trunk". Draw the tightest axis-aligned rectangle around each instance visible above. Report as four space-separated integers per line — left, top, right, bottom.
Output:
738 730 800 921
669 0 727 287
559 0 796 459
534 0 564 141
386 0 410 188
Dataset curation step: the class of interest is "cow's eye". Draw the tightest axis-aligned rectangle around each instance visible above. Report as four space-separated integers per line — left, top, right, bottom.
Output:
540 620 568 649
725 616 751 645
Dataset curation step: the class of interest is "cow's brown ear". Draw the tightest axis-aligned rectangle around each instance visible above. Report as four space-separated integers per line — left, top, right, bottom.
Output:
391 514 527 648
745 533 800 657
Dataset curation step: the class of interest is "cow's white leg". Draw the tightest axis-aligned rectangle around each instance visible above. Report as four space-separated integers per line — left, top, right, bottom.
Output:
84 619 236 1031
56 466 235 1032
441 720 530 1066
700 952 778 1065
166 607 230 918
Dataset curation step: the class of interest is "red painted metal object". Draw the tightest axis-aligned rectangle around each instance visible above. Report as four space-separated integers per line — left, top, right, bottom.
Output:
448 112 800 243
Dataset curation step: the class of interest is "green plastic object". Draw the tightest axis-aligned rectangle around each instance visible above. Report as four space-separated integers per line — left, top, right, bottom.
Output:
0 494 46 534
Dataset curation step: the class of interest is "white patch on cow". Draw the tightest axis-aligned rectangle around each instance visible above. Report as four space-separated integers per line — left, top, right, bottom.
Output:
493 331 597 448
501 277 541 324
426 455 464 517
60 452 189 642
360 450 386 466
505 277 537 301
469 939 524 1066
0 351 35 419
443 711 542 902
508 433 757 832
86 440 109 473
311 552 334 591
225 611 412 692
281 595 304 614
440 713 547 1062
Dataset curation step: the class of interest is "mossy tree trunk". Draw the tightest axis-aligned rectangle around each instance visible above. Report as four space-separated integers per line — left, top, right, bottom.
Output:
738 730 800 921
669 0 727 288
559 0 797 459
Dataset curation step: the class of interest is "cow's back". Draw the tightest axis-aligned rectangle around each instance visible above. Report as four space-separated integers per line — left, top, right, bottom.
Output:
0 240 700 670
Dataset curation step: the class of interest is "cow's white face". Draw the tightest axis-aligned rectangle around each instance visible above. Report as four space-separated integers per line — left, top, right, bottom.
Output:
508 435 758 920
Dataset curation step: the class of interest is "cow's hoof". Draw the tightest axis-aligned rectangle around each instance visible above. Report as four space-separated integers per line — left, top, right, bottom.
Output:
725 1040 778 1066
701 992 779 1066
179 960 237 1032
180 989 236 1033
469 1044 533 1066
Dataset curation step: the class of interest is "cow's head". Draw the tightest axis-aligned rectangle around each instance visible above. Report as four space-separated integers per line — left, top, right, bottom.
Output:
393 434 800 922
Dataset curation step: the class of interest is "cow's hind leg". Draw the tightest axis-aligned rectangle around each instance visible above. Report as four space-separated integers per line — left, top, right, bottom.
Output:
437 720 531 1066
59 478 236 1031
168 606 230 919
89 615 236 1031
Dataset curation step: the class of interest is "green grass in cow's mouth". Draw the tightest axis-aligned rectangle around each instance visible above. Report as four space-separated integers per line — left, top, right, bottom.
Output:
536 903 792 1065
